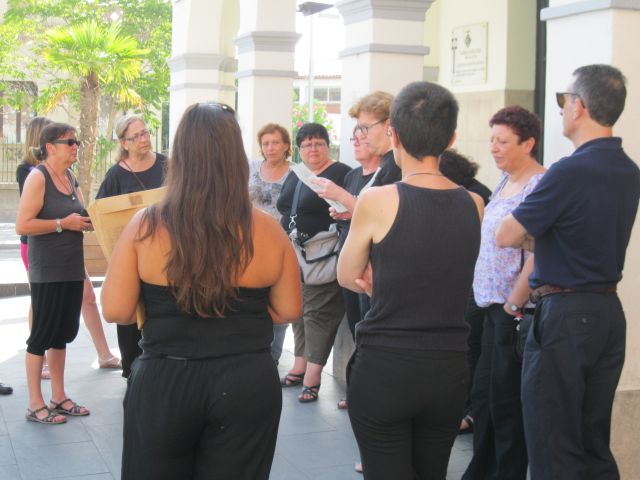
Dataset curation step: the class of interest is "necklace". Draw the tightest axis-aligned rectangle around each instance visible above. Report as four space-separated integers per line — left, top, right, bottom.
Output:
403 171 444 180
45 161 76 201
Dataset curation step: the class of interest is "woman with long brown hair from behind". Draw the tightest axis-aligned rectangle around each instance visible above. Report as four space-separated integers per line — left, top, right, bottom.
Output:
101 103 302 479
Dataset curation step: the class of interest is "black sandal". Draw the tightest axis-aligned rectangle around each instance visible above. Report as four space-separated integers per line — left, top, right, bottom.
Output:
298 384 320 403
26 406 67 425
280 372 304 388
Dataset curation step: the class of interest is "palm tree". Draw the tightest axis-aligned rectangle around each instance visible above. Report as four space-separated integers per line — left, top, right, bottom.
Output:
38 20 148 200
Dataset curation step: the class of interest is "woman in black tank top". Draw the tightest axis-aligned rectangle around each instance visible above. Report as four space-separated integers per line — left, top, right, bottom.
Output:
338 82 483 479
101 103 302 480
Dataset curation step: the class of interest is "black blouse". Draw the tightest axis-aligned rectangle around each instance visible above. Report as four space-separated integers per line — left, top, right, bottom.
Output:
277 161 351 237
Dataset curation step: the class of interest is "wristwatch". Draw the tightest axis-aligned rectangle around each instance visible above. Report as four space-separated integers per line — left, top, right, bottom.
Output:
55 218 62 233
507 302 521 313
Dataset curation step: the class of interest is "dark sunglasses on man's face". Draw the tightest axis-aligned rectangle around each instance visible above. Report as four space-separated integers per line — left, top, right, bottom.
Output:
555 92 582 109
52 139 81 147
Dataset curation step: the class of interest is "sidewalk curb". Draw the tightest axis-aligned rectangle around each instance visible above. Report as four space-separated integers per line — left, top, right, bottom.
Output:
0 279 104 298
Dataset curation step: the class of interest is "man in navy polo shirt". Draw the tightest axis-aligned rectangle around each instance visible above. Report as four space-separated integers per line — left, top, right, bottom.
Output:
496 64 639 479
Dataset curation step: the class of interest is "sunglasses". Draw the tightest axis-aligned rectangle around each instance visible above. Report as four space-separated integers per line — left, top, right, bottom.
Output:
52 139 81 147
201 102 235 115
555 92 582 109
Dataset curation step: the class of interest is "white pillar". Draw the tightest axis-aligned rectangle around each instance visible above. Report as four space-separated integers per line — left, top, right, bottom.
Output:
541 2 640 477
235 0 300 161
335 0 433 165
169 0 238 143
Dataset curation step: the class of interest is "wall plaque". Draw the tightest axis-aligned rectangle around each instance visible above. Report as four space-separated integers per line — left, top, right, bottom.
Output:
451 23 488 86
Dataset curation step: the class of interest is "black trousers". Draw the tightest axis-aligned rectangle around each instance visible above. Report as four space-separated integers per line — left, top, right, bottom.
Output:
117 323 143 378
28 281 84 355
464 295 485 416
122 351 281 480
347 345 468 480
522 293 625 480
463 304 527 480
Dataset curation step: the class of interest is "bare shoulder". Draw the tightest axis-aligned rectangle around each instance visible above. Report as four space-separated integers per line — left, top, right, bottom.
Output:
356 184 398 213
468 191 485 221
252 208 288 244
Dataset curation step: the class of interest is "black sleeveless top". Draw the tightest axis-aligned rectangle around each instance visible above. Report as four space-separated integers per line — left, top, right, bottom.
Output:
355 183 481 351
28 164 85 283
139 282 273 359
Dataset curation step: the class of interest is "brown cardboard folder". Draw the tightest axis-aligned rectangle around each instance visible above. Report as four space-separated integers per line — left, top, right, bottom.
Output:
87 187 166 328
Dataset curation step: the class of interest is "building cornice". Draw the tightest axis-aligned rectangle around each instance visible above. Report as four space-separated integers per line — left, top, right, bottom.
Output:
541 0 640 21
339 43 429 58
235 31 302 54
167 53 237 73
169 81 236 92
335 0 434 25
236 69 298 79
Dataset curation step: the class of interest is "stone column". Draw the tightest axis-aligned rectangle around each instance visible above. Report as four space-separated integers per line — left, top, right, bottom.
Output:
169 0 238 142
541 2 640 477
235 0 300 161
335 0 433 165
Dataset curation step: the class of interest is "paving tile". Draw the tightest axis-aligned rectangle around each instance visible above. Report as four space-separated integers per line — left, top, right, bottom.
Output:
14 441 109 480
276 430 360 471
85 423 123 477
0 464 21 479
277 403 337 436
54 475 114 480
307 463 362 479
6 418 91 450
270 453 311 480
0 434 16 466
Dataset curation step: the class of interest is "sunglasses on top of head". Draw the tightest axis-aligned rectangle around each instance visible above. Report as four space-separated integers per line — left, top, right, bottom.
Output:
51 139 81 147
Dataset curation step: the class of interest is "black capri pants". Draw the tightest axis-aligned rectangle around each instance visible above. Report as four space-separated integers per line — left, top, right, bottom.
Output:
27 280 83 356
347 345 468 480
122 351 282 480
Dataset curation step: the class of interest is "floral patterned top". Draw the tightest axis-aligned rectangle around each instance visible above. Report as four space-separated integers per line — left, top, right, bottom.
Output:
473 172 545 308
248 160 291 220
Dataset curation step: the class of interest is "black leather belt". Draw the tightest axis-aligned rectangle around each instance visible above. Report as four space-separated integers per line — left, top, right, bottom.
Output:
530 284 617 303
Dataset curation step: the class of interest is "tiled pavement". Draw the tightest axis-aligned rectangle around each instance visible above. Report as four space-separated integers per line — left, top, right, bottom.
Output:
0 223 472 480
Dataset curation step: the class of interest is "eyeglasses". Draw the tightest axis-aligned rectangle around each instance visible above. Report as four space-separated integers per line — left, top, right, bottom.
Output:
124 129 150 143
300 141 327 150
556 92 582 109
355 119 385 135
52 139 81 147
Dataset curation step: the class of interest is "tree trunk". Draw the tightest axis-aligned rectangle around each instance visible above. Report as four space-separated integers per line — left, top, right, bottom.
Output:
105 95 117 143
78 71 101 202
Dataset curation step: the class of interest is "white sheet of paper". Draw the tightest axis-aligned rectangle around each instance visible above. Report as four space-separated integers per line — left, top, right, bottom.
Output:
290 162 349 213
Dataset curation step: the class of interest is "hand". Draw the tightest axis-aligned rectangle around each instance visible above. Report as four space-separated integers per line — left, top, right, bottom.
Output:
354 262 373 297
503 302 519 317
311 177 343 201
62 213 94 232
329 207 352 221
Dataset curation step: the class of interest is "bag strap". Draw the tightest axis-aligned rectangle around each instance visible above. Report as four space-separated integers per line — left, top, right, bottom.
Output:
120 158 147 191
288 179 304 231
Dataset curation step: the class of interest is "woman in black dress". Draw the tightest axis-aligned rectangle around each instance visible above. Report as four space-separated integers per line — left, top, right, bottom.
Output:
101 103 301 479
96 114 167 378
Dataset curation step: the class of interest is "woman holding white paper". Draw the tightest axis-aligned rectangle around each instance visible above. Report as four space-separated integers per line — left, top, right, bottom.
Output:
276 122 351 403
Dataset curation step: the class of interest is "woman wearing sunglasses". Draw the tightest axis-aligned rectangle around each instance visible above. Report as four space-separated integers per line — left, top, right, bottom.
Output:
96 114 167 378
101 103 301 479
16 123 93 424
